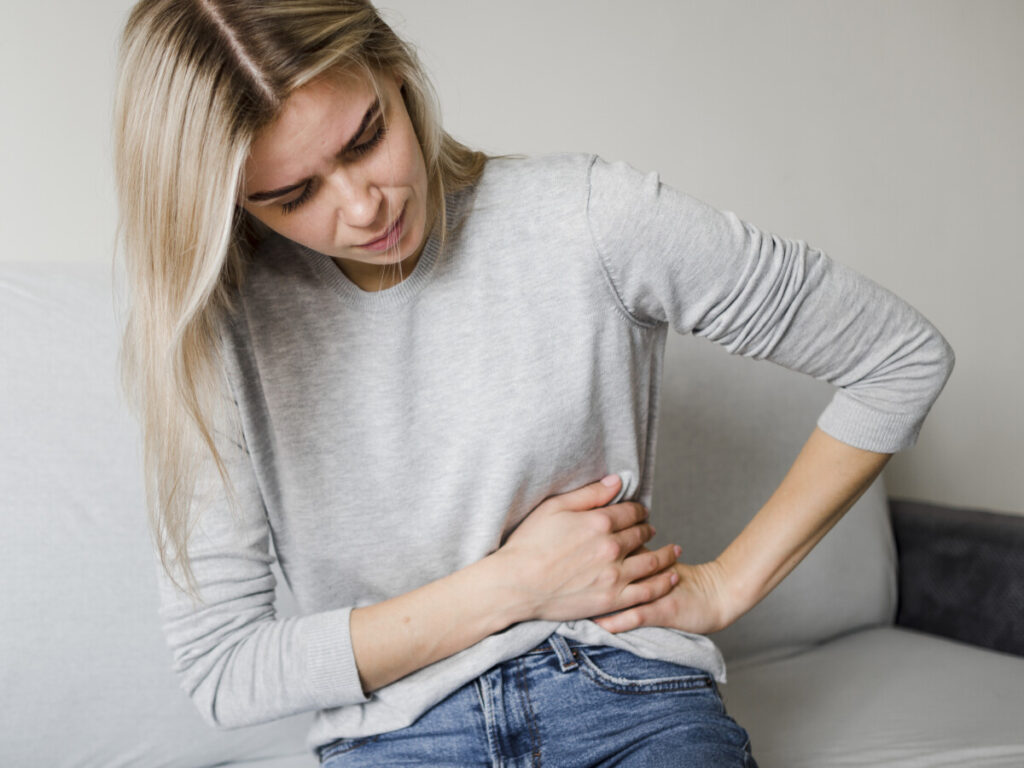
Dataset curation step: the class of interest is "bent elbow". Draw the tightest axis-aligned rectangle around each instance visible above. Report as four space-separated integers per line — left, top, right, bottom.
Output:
187 683 257 731
934 330 956 389
942 336 956 378
174 655 261 731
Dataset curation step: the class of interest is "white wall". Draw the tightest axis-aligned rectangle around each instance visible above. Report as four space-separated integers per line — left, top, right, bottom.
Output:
3 1 1021 516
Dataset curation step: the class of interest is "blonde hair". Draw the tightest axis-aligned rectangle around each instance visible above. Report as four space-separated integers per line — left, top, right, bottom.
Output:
114 0 487 600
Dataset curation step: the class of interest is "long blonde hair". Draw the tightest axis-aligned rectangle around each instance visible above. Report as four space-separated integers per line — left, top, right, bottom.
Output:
114 0 487 600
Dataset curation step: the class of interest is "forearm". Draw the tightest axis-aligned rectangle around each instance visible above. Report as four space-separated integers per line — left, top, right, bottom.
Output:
350 552 525 695
716 426 892 621
350 474 671 694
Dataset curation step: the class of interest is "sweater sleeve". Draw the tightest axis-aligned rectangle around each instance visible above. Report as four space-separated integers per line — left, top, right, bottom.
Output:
585 154 955 453
153 337 371 730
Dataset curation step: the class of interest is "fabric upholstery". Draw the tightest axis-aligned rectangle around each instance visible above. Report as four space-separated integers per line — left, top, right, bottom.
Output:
0 263 315 767
891 498 1024 657
2 260 1018 766
651 330 897 664
721 626 1024 767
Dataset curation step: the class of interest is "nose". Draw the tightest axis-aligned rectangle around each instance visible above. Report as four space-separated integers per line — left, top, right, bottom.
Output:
325 164 384 232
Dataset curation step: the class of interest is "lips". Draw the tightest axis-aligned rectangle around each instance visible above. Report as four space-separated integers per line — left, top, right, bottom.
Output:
359 206 405 249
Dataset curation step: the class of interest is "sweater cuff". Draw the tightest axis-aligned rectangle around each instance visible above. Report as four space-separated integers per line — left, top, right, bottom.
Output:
816 390 924 454
302 605 372 709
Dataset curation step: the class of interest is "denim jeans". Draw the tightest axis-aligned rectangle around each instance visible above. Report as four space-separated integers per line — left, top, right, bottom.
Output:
318 633 759 767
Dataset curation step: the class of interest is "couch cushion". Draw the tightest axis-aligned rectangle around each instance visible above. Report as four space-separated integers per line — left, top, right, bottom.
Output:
0 263 316 766
652 332 897 662
720 626 1024 767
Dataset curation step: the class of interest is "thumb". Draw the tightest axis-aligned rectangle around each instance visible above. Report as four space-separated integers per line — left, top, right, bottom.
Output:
552 474 622 512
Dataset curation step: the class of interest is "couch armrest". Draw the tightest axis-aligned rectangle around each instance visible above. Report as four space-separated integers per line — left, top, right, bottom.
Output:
889 498 1024 658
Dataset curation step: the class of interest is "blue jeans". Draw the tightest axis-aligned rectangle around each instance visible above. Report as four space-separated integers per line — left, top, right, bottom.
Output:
318 634 759 767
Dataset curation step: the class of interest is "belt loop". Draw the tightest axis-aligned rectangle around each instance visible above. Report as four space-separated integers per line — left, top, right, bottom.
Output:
547 633 578 672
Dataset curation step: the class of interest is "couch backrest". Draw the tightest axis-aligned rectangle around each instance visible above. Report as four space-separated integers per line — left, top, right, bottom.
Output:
651 330 897 665
0 263 313 767
0 261 898 765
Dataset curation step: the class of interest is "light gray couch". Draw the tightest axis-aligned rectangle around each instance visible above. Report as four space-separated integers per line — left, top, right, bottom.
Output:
2 261 1022 767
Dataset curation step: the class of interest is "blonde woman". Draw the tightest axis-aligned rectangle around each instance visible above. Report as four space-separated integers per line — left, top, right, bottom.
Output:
114 2 953 766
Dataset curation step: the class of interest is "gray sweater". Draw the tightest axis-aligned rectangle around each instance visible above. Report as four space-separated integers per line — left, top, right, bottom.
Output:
156 153 954 750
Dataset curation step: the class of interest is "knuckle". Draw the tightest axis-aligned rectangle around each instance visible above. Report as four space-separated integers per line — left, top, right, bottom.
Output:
601 539 622 560
598 565 619 587
591 512 613 534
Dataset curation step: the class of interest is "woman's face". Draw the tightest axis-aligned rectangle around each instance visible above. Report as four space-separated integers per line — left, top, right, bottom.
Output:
240 69 429 292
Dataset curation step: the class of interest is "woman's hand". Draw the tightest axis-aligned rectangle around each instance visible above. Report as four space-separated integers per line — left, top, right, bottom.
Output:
491 475 682 625
590 546 740 635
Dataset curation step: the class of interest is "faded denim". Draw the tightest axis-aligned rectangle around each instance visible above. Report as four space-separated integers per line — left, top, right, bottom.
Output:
319 634 758 767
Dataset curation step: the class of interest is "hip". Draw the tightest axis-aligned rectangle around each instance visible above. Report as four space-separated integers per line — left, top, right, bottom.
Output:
318 633 758 767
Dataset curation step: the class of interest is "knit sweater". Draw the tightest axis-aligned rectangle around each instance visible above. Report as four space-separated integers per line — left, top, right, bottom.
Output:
156 152 955 751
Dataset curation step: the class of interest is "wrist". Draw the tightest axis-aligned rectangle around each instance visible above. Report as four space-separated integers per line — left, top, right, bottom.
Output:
477 549 536 628
707 557 756 629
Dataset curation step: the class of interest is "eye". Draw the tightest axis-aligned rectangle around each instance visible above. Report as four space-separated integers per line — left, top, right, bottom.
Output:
281 182 314 214
349 122 388 158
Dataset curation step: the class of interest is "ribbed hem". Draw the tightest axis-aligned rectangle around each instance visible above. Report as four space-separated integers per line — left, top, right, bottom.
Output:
301 229 441 310
302 606 372 709
816 391 924 453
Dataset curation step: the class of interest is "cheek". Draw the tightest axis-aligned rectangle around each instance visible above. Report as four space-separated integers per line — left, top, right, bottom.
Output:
247 206 331 247
376 124 424 187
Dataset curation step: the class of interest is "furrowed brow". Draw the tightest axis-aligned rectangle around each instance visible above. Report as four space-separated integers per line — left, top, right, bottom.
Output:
245 97 382 204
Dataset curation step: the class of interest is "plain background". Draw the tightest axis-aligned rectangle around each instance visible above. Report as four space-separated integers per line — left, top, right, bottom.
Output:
1 1 1020 517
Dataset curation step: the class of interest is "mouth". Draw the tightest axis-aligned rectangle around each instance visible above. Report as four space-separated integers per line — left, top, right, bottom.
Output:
358 205 406 251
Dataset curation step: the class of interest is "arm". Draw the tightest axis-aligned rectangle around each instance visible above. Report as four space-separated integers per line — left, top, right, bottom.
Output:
161 407 678 727
351 473 682 693
717 427 890 622
583 155 954 634
595 426 890 634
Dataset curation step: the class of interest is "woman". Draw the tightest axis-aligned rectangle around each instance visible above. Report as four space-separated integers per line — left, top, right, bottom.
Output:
113 2 954 766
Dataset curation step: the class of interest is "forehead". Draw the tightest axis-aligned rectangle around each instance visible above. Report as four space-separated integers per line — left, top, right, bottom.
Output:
244 70 382 190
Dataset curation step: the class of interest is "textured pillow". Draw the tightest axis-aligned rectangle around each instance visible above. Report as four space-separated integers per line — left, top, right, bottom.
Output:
0 262 316 767
651 331 897 664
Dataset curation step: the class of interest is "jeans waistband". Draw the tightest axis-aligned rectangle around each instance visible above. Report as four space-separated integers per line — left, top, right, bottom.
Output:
525 636 584 653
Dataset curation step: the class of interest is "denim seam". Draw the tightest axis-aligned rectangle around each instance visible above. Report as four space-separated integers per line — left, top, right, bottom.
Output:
474 674 502 766
318 733 380 762
575 650 715 695
514 656 543 767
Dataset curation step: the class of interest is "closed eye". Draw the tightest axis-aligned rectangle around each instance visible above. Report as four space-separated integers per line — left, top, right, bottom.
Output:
281 182 315 214
279 116 388 214
348 121 387 158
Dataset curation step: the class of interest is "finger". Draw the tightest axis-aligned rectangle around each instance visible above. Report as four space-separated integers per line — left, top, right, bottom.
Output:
551 475 622 512
613 521 656 555
596 591 676 634
617 566 678 610
624 542 653 557
595 606 647 634
602 501 649 532
620 543 679 583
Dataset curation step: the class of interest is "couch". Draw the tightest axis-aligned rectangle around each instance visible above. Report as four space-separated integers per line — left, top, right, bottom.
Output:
2 260 1021 767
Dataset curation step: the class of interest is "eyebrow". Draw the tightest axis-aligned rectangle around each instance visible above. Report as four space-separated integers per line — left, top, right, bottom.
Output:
246 97 382 203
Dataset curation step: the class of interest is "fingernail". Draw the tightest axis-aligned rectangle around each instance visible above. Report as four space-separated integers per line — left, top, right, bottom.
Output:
673 545 682 557
670 572 679 585
600 474 619 487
